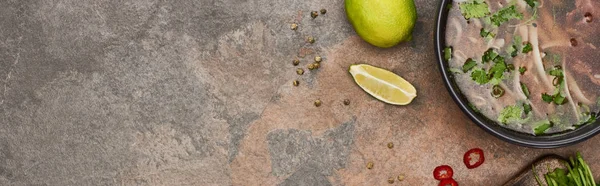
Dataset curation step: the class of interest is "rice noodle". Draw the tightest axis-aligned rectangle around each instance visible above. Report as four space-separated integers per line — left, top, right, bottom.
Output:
519 25 529 42
561 64 581 121
472 19 482 28
595 74 600 79
454 50 467 62
468 37 479 43
488 38 505 49
450 18 462 44
528 25 554 90
567 71 595 105
499 82 516 98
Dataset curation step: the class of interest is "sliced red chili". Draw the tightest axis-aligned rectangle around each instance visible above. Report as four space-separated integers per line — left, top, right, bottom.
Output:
439 178 459 186
433 165 454 180
463 148 485 169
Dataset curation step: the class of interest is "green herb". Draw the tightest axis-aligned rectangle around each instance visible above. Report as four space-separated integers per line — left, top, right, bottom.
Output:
537 152 596 186
542 93 554 103
471 69 489 84
523 103 532 115
509 45 518 57
519 67 527 75
525 0 538 8
480 28 496 40
509 36 522 57
459 0 491 20
488 57 507 80
577 112 597 126
514 36 522 47
521 82 530 98
444 47 452 61
533 120 551 135
549 68 563 77
482 49 499 63
490 5 524 27
463 58 477 72
522 42 533 53
553 95 567 105
507 64 515 71
498 105 524 124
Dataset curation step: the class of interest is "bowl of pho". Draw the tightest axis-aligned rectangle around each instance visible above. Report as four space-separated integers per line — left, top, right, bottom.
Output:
435 0 600 148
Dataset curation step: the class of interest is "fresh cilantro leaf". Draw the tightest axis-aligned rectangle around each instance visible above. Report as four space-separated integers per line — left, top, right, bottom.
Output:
482 49 498 63
444 47 452 61
542 93 554 103
488 57 506 79
480 28 496 40
490 5 524 27
514 36 522 47
459 0 491 20
522 42 533 53
509 45 518 57
523 103 532 115
471 69 489 84
553 94 567 105
524 0 537 8
533 120 552 135
577 112 597 126
519 67 527 75
498 105 524 124
521 82 530 98
462 58 477 72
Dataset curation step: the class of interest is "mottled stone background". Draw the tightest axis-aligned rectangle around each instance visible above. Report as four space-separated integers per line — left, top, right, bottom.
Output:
0 0 598 185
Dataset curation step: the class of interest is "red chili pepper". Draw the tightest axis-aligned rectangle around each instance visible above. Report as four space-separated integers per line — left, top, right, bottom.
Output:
439 178 459 186
433 165 454 180
463 148 485 169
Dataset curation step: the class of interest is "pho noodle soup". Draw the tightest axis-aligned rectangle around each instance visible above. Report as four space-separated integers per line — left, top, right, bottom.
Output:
444 0 600 135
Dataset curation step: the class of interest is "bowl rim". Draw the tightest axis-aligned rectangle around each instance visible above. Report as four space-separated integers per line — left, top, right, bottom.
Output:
433 0 600 148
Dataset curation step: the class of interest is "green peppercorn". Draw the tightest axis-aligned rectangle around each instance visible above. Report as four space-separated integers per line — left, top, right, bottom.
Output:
343 99 350 105
387 142 394 149
314 99 322 107
366 162 374 169
311 11 319 18
290 23 298 30
314 56 322 62
320 9 327 14
293 59 300 66
307 36 315 44
296 68 304 75
312 63 320 69
293 80 299 86
387 177 394 184
307 63 315 70
397 174 405 181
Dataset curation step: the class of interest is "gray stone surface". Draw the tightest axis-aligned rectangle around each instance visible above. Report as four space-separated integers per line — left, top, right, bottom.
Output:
1 0 600 185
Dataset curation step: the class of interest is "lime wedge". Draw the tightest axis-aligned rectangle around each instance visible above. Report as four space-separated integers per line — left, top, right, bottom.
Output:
349 64 417 105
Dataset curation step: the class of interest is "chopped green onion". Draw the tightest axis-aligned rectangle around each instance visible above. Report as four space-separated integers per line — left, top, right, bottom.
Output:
521 82 530 98
462 58 477 72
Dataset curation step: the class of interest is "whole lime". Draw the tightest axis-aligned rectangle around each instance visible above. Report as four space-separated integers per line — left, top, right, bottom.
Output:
345 0 417 48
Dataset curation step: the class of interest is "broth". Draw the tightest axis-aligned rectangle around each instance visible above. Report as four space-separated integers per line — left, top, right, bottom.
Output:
445 0 600 135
